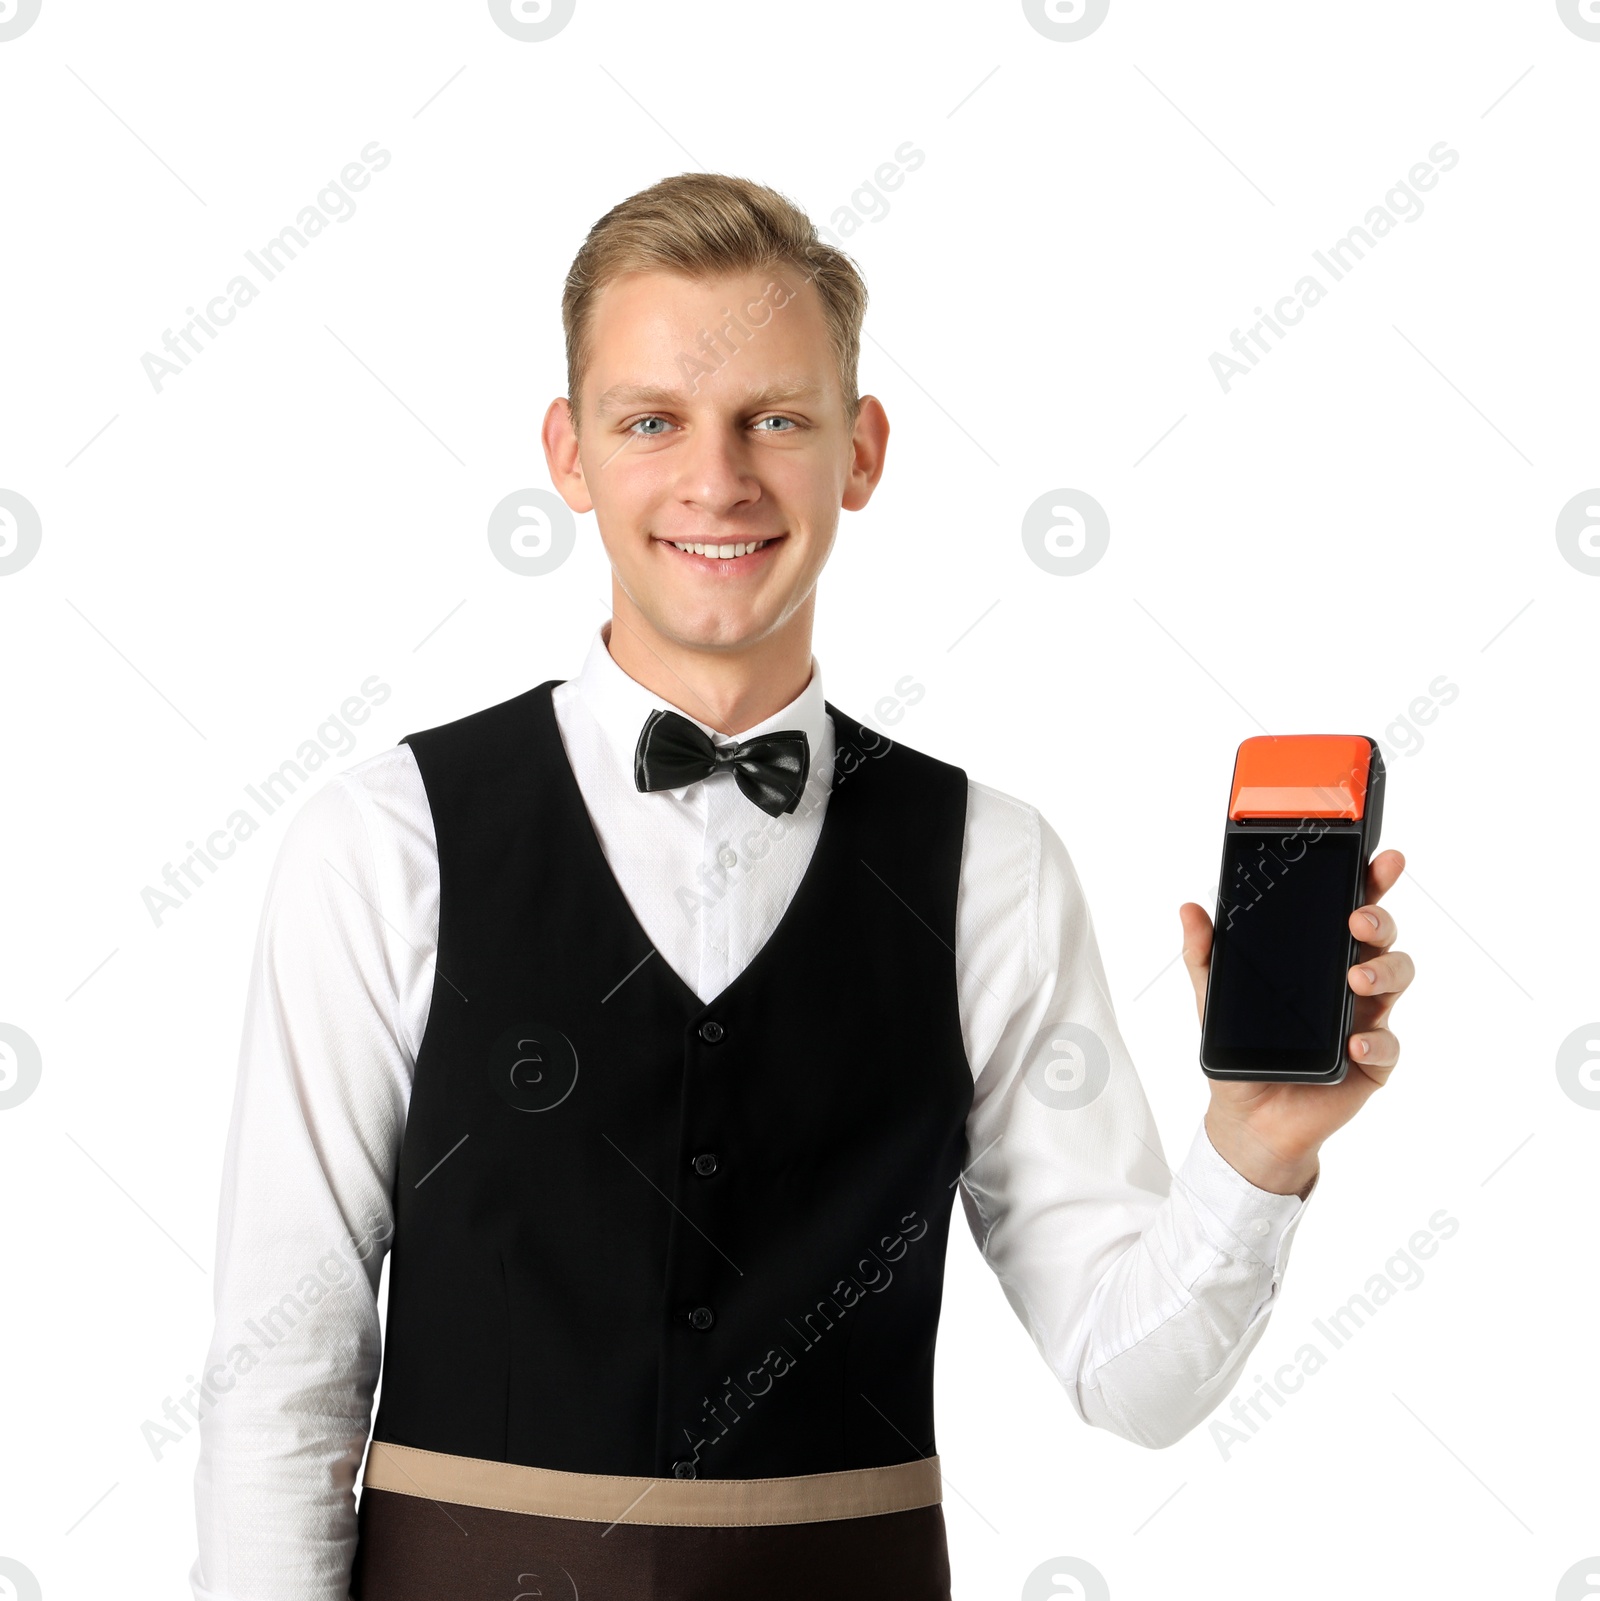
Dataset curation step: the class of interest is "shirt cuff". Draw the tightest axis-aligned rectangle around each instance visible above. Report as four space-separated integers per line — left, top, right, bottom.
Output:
1175 1115 1316 1279
1173 1118 1319 1407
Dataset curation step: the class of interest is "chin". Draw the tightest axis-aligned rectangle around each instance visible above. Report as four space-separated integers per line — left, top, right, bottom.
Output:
653 601 779 652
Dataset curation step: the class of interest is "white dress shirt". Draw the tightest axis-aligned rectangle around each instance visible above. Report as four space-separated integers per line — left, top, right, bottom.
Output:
189 621 1316 1601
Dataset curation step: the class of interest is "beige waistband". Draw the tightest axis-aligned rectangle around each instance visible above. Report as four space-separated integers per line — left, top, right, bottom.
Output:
362 1441 942 1528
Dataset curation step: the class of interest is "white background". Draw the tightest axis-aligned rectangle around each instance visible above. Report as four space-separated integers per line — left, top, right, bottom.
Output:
2 2 1596 1597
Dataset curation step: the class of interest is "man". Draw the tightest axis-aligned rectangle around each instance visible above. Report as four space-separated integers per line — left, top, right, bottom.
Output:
190 173 1412 1600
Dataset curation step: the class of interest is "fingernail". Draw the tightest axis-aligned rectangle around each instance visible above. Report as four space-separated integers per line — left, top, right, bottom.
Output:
1359 966 1377 986
1362 911 1379 931
1355 1038 1369 1056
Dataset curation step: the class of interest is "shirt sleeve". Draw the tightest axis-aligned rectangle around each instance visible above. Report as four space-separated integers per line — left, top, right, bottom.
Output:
954 788 1319 1450
189 754 432 1599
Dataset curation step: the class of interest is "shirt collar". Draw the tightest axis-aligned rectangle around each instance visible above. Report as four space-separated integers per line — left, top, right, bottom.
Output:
571 620 828 797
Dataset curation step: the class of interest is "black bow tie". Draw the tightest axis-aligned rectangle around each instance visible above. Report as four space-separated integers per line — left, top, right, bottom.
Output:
633 707 810 818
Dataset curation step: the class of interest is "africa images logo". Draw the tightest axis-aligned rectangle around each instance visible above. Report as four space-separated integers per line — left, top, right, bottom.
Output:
1022 0 1110 43
0 0 41 42
0 490 42 576
488 1024 580 1113
488 0 576 42
0 1024 43 1111
1557 0 1600 42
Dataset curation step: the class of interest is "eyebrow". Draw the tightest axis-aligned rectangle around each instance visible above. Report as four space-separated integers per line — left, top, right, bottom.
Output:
593 378 824 415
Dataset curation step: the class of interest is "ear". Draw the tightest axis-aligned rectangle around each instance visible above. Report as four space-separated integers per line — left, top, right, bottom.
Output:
542 396 594 514
841 395 891 513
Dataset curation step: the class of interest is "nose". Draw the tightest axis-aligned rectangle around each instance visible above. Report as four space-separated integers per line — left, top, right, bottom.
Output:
673 422 761 520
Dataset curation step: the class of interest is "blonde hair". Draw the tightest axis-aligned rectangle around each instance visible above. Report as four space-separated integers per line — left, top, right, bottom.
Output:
561 172 868 437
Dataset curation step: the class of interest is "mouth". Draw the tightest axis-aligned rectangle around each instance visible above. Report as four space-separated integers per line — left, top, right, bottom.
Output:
654 534 784 571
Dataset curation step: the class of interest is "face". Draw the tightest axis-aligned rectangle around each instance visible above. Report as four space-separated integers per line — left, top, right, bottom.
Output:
543 267 888 656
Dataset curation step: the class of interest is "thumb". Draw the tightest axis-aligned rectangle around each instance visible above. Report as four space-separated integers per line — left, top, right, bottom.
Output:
1179 902 1214 1026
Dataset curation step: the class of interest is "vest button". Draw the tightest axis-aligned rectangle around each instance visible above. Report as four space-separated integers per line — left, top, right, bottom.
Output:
689 1305 715 1330
672 1459 697 1479
692 1152 718 1177
698 1020 725 1044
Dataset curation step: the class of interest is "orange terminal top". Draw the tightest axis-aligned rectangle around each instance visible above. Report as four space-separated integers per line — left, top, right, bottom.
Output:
1228 735 1371 820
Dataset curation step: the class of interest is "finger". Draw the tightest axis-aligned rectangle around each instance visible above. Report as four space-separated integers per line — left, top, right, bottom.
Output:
1349 949 1415 1000
1352 986 1403 1032
1349 902 1397 950
1179 902 1213 1019
1364 848 1406 904
1348 1025 1400 1083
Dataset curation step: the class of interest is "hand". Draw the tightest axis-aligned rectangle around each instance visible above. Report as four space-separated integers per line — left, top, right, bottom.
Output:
1178 849 1413 1197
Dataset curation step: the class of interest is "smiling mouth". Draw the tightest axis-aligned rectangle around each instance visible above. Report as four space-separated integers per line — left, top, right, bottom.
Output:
657 535 782 564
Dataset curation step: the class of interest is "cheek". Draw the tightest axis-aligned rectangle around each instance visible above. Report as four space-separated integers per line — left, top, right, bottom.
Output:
591 454 669 518
765 455 844 521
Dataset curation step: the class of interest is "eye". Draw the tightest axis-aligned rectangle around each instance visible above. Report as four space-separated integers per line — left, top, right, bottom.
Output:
753 415 798 432
628 415 672 436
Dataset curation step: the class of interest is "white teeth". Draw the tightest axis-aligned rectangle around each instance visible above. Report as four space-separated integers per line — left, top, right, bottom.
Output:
669 539 768 558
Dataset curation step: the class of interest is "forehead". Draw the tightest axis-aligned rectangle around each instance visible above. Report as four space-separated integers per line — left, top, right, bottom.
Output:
584 267 839 413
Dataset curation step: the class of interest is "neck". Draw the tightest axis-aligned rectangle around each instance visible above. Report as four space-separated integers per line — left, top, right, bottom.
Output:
603 586 815 737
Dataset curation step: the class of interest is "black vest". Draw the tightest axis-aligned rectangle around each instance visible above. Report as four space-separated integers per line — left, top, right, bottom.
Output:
370 680 973 1481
